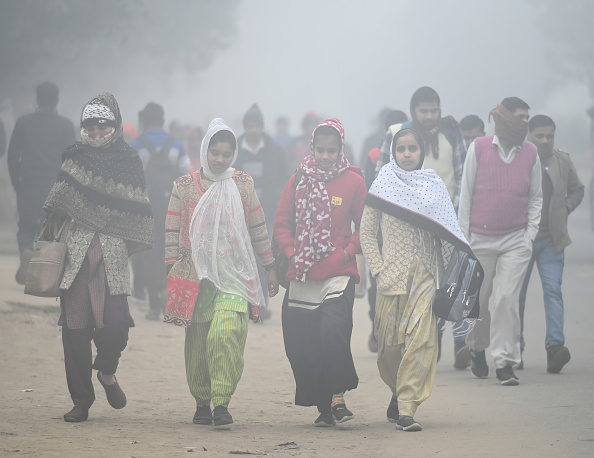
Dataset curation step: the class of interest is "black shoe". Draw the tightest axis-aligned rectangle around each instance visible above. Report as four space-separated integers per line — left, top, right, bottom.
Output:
386 395 399 423
453 344 471 370
470 349 489 378
213 405 233 427
368 332 378 353
192 405 212 425
145 308 161 321
314 411 335 427
495 364 519 386
331 403 353 423
395 415 422 432
547 345 570 374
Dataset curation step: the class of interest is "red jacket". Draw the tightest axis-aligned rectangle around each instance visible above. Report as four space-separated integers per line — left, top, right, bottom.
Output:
274 167 367 283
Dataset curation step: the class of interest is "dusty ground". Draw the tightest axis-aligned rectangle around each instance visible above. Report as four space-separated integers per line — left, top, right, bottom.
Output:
1 202 594 457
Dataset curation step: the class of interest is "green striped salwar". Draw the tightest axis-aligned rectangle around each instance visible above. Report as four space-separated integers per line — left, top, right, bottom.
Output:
185 281 249 408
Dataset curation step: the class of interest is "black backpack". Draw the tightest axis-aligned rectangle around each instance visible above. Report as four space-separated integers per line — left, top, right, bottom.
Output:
433 247 483 322
138 134 180 198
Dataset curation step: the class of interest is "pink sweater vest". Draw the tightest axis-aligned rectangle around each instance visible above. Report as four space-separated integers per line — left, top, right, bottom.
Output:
470 136 537 235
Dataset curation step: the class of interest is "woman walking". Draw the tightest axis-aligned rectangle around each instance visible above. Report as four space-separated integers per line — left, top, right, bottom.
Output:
164 118 278 427
43 92 154 422
274 118 367 426
361 128 473 431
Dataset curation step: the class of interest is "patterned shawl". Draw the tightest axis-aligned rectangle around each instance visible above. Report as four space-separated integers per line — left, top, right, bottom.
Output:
367 134 471 255
294 118 350 281
44 92 153 254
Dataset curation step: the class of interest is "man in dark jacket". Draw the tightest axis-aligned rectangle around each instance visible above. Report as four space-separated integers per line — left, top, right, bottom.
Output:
7 82 75 284
520 115 584 373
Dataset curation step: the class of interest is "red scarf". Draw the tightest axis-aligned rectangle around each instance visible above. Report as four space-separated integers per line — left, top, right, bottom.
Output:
294 118 350 281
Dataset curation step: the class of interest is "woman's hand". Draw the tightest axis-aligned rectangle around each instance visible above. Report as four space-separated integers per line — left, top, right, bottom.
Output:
268 269 279 297
290 255 296 266
344 250 351 266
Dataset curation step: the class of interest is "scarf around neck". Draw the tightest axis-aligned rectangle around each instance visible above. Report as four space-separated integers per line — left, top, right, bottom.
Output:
44 92 153 254
367 147 470 254
489 104 528 147
293 118 350 281
189 118 266 307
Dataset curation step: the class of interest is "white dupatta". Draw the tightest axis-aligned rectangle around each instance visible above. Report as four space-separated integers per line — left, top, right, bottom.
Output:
189 118 266 307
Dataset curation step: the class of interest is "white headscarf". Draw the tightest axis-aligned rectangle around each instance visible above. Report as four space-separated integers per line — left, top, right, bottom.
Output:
368 138 470 252
189 118 266 307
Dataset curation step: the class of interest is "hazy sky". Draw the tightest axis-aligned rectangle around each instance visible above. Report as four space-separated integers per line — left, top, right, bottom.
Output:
143 0 588 156
16 0 585 159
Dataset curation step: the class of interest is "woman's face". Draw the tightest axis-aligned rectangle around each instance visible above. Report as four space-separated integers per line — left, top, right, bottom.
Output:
394 134 422 171
83 125 114 140
207 141 234 174
313 134 340 169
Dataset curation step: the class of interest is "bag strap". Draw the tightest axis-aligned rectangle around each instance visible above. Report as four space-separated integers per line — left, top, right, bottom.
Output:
138 133 176 160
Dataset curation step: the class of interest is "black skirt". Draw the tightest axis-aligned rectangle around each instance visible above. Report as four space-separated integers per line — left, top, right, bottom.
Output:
282 278 358 411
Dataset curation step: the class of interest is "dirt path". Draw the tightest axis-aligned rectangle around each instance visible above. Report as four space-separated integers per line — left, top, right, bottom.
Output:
1 208 594 457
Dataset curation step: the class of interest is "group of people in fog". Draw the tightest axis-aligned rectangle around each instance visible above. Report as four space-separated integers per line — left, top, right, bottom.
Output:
3 81 585 431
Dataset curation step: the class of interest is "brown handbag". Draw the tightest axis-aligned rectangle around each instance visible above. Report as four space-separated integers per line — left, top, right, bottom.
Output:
24 219 68 297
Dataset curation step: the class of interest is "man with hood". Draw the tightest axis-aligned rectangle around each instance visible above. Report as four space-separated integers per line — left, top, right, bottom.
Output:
459 97 542 386
374 87 469 366
7 82 75 284
519 115 583 374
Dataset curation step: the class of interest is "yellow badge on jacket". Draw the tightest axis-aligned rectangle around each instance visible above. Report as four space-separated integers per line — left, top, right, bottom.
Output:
331 196 342 206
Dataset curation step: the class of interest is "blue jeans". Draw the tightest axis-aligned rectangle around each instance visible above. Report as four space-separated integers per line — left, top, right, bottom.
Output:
519 236 565 351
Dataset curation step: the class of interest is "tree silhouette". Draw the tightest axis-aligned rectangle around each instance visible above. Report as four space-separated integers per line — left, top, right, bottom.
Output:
0 0 240 112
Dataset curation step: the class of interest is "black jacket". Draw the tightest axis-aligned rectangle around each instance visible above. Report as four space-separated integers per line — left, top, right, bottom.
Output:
7 110 75 190
235 133 288 222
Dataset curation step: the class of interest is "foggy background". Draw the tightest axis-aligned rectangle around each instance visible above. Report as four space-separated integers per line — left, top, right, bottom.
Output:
1 0 593 162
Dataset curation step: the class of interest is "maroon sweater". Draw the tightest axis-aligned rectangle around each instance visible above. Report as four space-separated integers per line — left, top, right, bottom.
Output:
470 136 537 235
274 167 367 283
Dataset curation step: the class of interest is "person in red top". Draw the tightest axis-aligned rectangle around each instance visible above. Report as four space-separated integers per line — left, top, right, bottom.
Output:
274 118 367 427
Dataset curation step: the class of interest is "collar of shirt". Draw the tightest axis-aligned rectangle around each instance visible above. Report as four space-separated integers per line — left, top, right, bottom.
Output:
242 136 264 155
492 135 522 163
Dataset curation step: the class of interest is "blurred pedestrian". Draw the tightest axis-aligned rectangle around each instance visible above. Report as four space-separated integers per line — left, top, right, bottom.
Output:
130 102 192 320
274 118 366 427
164 118 278 427
123 123 138 144
286 111 321 173
43 92 153 422
273 115 293 150
361 128 472 431
235 104 287 315
459 115 486 150
459 97 542 385
7 82 75 284
360 107 392 165
519 115 583 373
186 126 204 170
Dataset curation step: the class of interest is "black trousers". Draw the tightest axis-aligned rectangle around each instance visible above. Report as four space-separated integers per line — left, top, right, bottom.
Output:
282 279 358 413
62 296 130 409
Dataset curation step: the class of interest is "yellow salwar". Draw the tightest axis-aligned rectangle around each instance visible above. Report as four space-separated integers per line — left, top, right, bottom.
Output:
185 280 249 408
374 258 438 417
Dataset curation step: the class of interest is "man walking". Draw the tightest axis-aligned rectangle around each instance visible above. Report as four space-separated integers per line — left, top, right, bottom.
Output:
7 82 75 283
459 97 542 386
130 102 191 320
519 115 583 373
